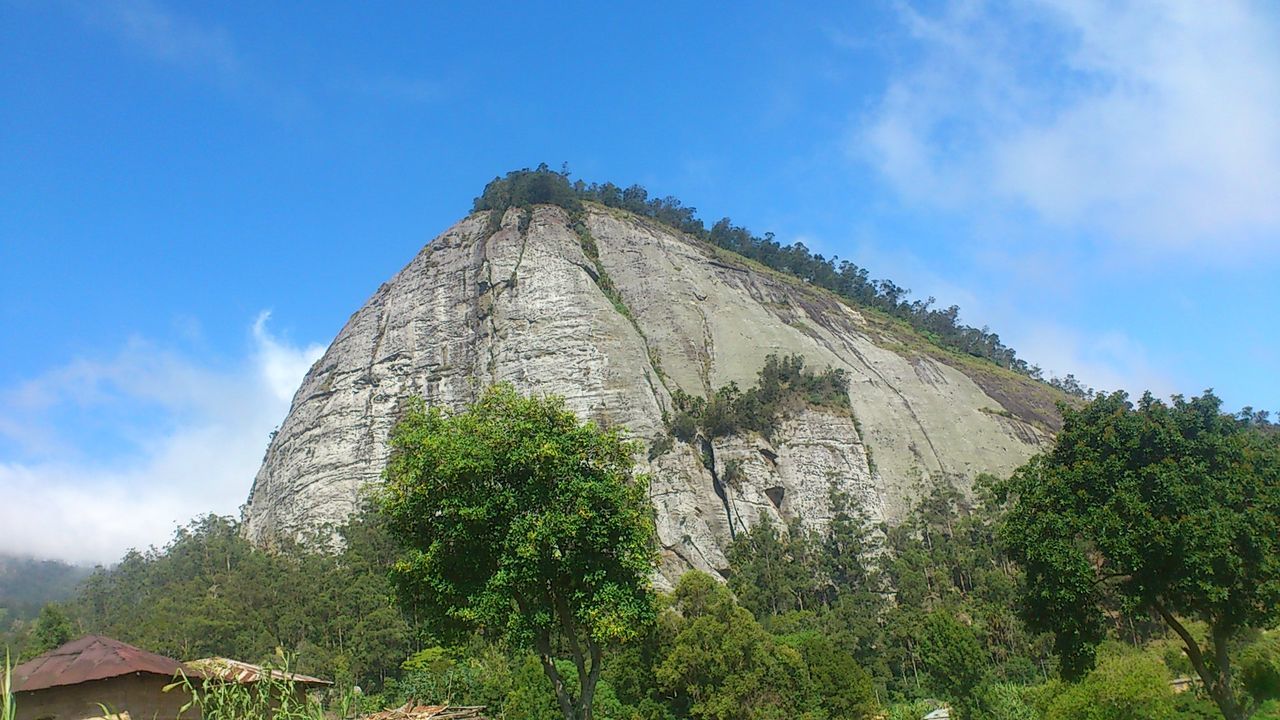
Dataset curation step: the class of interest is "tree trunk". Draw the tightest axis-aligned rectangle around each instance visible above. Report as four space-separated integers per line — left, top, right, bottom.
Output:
578 638 604 720
1155 604 1245 720
1211 627 1246 720
534 633 578 720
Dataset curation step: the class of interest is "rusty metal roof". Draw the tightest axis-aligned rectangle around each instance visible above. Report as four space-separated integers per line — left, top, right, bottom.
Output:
184 657 331 686
11 635 193 693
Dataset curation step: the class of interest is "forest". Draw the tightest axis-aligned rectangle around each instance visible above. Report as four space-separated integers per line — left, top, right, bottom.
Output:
5 388 1278 719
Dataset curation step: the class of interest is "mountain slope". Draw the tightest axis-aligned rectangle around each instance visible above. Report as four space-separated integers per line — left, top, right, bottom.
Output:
243 203 1062 582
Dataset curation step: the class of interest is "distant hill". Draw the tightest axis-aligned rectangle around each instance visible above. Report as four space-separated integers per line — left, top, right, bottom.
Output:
0 553 93 621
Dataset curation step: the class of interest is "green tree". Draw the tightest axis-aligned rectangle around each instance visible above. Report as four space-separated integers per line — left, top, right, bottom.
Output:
68 511 415 693
726 515 818 618
918 610 990 720
1240 632 1280 708
379 385 657 720
1000 391 1280 720
654 572 819 720
791 631 878 719
25 604 72 658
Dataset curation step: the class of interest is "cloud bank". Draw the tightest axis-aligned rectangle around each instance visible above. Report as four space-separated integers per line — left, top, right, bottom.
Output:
0 314 323 564
857 0 1280 254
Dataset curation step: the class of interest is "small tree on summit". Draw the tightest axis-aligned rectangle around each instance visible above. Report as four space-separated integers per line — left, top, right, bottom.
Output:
999 390 1280 720
379 385 657 720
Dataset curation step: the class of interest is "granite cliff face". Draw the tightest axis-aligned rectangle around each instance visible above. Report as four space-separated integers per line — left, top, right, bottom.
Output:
243 203 1061 582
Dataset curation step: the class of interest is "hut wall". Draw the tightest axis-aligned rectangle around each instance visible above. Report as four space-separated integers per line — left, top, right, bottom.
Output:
15 674 198 720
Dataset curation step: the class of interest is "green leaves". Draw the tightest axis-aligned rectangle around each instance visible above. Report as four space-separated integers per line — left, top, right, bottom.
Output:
1040 652 1178 720
668 354 850 445
380 385 658 720
1000 390 1280 718
655 572 818 720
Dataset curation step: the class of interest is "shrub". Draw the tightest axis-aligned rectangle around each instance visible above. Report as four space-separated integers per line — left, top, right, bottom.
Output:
1042 652 1176 720
667 355 849 443
1241 632 1280 706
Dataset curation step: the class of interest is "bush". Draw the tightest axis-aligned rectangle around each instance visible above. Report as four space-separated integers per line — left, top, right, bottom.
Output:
473 165 582 219
1042 653 1176 720
975 682 1039 720
668 355 849 443
1241 632 1280 706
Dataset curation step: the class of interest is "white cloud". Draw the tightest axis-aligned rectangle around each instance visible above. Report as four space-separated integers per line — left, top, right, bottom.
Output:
0 314 324 564
856 0 1280 254
1013 323 1177 398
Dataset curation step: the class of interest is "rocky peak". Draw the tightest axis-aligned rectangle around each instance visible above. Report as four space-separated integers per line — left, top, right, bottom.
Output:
242 202 1060 584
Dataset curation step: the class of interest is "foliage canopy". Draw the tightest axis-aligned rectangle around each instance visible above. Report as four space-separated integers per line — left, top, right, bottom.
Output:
1000 390 1280 720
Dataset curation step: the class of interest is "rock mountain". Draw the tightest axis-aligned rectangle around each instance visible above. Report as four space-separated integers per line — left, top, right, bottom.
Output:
243 201 1062 583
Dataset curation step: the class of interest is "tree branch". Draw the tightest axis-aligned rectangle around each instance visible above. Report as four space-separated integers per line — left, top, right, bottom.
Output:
581 635 605 720
554 590 588 686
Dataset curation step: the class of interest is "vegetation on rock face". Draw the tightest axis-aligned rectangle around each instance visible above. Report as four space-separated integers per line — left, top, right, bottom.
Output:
379 385 657 720
999 390 1280 720
570 210 636 325
668 353 850 444
472 165 1086 393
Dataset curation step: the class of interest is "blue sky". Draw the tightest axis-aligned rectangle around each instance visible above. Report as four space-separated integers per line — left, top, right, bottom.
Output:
2 0 1278 561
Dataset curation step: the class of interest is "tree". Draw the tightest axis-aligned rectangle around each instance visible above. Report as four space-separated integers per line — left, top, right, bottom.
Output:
26 604 72 658
918 610 990 720
654 572 820 720
791 631 878 720
68 511 416 693
379 385 657 720
1000 390 1280 720
726 515 817 617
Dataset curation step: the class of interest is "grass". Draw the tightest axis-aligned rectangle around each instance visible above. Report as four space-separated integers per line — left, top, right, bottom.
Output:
164 653 358 720
3 650 14 720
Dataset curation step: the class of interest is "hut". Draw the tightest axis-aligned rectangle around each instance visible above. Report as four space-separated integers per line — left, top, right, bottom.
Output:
9 637 335 720
9 635 198 720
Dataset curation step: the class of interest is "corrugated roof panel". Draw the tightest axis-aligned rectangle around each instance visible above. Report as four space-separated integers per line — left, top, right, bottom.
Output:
12 635 193 692
184 657 331 686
